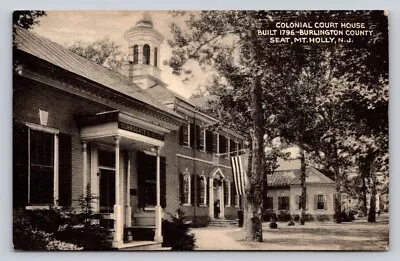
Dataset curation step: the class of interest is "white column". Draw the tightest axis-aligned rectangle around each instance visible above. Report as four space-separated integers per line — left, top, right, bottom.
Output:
154 146 163 242
82 141 88 196
53 134 59 206
209 177 214 219
125 151 132 227
113 136 123 247
220 181 225 219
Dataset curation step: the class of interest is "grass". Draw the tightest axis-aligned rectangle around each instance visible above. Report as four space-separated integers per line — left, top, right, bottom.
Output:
226 214 389 251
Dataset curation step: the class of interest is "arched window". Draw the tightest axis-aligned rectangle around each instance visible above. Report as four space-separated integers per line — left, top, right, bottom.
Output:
154 47 158 67
199 175 207 205
143 44 150 65
224 180 231 207
133 45 138 65
179 172 191 205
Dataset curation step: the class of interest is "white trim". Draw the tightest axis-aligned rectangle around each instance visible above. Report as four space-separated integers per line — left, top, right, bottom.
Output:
53 134 59 206
26 122 59 134
26 124 59 206
224 180 231 207
177 154 232 169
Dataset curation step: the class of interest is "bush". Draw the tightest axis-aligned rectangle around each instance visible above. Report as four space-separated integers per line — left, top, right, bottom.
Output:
269 222 278 229
316 215 331 222
292 214 300 222
162 209 196 250
189 216 211 228
340 211 355 222
300 213 314 222
262 210 277 222
277 210 292 222
288 220 295 226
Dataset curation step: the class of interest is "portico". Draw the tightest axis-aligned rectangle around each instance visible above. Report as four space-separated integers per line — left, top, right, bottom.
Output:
208 168 226 220
77 110 172 248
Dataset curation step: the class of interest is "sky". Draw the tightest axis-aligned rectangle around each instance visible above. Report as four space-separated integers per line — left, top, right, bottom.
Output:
33 10 206 98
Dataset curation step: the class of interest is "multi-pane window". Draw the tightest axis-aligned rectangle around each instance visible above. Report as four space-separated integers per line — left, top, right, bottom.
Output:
199 127 205 151
317 195 325 210
212 133 218 154
278 196 290 210
224 137 230 158
229 139 235 157
224 180 230 206
182 123 189 147
266 197 274 210
199 176 207 205
181 173 191 205
29 129 55 205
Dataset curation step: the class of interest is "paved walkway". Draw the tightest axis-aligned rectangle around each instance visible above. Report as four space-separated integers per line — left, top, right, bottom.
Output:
191 227 248 250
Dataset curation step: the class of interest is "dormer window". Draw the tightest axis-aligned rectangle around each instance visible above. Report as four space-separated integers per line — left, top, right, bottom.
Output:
143 44 150 65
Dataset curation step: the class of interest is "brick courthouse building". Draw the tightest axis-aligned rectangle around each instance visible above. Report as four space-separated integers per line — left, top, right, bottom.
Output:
13 14 246 248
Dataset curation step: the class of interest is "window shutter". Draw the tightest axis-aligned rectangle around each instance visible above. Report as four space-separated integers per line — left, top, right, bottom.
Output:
190 123 196 149
179 125 184 145
58 133 72 207
206 178 210 205
324 195 327 210
195 125 201 150
314 195 318 210
190 174 196 206
179 173 184 204
206 130 213 153
13 121 28 207
160 157 166 209
219 136 226 154
137 151 146 209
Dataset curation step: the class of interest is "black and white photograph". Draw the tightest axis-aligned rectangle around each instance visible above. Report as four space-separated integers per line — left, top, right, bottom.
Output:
12 10 388 251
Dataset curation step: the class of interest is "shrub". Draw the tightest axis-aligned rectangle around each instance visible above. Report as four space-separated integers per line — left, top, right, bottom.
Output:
162 209 196 250
277 210 292 222
340 211 355 222
316 215 331 222
292 214 300 222
189 216 211 228
269 222 278 229
262 210 277 222
288 220 295 226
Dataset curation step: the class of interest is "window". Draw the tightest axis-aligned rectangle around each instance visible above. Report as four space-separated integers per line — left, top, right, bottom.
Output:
205 130 213 153
278 196 289 210
219 135 226 156
154 47 158 67
266 197 274 210
179 123 189 147
180 173 191 205
317 195 325 210
212 133 218 154
224 180 231 206
29 129 55 205
143 44 150 65
199 127 205 151
229 139 235 157
199 176 207 205
133 45 138 64
224 137 230 158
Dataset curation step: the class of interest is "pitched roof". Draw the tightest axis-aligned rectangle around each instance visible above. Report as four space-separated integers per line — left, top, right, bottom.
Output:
14 26 181 119
268 166 334 187
145 85 193 106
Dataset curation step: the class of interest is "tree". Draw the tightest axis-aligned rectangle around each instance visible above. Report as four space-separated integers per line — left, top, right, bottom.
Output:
13 11 46 30
68 38 125 72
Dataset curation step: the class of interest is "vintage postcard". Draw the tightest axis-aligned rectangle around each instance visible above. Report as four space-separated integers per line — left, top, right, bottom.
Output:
12 10 388 251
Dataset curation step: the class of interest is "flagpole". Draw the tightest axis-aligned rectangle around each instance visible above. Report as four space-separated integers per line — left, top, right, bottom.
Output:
215 148 248 157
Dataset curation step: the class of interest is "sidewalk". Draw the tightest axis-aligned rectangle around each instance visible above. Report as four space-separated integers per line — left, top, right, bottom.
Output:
191 227 249 250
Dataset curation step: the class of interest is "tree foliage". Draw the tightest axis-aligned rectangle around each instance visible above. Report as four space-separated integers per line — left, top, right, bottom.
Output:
13 11 46 30
68 38 125 72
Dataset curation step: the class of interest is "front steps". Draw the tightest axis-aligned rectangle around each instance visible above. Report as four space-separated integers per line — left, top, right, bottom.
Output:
209 219 239 227
119 241 170 251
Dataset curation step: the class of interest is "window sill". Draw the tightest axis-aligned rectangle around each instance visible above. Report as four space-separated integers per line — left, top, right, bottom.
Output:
25 205 53 210
199 204 208 207
181 203 191 207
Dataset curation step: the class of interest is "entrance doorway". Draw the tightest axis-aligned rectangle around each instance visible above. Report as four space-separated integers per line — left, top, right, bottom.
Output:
99 168 115 213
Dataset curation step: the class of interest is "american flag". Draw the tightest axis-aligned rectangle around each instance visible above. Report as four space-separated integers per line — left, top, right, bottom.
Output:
230 153 249 196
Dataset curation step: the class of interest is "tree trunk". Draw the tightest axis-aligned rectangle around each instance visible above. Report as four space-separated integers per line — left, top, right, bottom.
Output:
243 73 265 242
299 145 307 225
332 146 342 223
361 175 368 216
368 158 377 223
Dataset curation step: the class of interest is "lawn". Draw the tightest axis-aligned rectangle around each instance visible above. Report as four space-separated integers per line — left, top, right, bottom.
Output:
226 215 389 251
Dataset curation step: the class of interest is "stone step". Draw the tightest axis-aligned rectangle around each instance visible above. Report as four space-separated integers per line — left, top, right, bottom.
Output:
119 241 169 251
